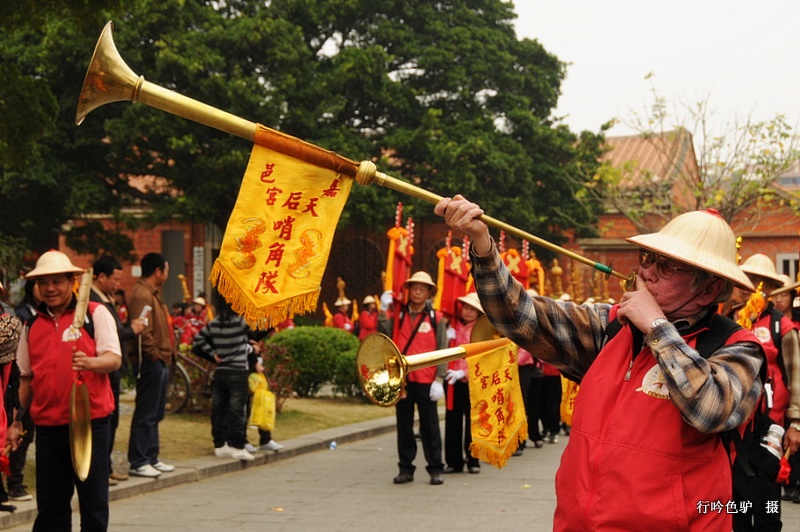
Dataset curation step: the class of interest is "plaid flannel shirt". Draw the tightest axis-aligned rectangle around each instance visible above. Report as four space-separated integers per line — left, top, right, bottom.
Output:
471 242 763 434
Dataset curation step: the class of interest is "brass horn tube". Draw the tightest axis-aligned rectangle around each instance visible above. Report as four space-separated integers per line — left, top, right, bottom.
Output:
76 21 633 286
356 333 509 407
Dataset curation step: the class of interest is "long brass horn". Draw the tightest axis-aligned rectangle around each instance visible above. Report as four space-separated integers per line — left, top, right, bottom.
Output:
356 334 509 407
76 21 634 286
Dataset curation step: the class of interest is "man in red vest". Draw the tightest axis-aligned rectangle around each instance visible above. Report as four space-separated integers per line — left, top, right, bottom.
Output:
436 195 763 530
380 271 448 486
9 250 121 531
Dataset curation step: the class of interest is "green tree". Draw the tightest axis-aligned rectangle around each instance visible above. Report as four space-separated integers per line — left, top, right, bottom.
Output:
1 0 606 269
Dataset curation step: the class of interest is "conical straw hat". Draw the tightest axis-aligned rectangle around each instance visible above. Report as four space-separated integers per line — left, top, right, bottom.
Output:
771 274 800 296
456 291 484 314
334 297 351 307
26 250 84 278
404 271 436 288
739 254 783 286
626 209 753 291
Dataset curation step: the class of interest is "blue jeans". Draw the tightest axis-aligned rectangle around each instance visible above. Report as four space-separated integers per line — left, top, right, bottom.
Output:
128 359 168 468
211 370 249 449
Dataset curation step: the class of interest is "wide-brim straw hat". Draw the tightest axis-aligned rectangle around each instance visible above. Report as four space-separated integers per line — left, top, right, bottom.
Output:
739 254 784 287
335 297 351 307
26 250 84 278
626 209 754 291
362 295 376 305
456 291 484 314
193 297 207 306
404 271 436 288
771 274 800 296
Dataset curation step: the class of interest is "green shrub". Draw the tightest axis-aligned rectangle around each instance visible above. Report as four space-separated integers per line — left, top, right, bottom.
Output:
267 326 359 397
332 347 365 399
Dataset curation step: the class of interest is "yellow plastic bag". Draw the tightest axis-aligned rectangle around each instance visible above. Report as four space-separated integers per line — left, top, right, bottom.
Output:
249 373 276 431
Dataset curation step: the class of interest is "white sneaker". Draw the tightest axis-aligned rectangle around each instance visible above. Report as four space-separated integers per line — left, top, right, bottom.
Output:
260 440 284 451
244 443 258 454
230 448 255 461
215 444 233 458
129 464 162 478
152 461 175 473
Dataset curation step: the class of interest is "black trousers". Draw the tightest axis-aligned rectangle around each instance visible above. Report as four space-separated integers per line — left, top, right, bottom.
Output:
7 408 34 490
34 417 110 532
732 459 782 532
107 369 121 474
443 380 477 470
395 381 443 475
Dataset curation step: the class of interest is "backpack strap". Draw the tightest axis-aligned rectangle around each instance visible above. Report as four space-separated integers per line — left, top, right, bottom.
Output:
768 307 789 387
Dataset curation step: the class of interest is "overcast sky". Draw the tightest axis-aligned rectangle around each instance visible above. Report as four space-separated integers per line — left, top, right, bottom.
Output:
511 1 800 137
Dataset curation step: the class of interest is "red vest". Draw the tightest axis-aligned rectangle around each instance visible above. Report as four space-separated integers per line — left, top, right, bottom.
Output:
27 304 115 426
358 310 378 340
554 308 756 531
749 310 798 424
394 307 440 383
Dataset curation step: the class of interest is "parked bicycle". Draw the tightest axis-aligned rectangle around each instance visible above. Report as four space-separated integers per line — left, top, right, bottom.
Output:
166 345 215 414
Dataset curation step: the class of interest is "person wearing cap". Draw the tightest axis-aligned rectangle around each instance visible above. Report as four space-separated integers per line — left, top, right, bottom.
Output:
443 292 483 473
358 295 378 341
379 271 448 486
738 254 800 522
435 195 764 530
127 252 176 478
332 296 354 333
8 250 121 530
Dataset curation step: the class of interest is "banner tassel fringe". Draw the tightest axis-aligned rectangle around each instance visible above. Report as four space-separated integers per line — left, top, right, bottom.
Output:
211 261 319 330
468 420 528 469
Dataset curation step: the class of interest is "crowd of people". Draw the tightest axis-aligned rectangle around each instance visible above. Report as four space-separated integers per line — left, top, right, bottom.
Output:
0 201 798 529
0 251 284 529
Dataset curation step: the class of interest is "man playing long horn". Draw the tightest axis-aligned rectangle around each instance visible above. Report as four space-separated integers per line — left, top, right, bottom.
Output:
435 195 763 531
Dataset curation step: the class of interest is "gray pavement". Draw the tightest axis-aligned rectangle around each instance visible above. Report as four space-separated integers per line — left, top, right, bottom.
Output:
3 415 800 530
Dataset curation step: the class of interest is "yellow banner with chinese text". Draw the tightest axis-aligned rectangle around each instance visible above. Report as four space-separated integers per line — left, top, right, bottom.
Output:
210 132 352 329
467 342 528 468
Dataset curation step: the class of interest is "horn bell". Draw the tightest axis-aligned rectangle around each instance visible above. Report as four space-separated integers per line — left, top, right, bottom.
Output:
75 21 143 125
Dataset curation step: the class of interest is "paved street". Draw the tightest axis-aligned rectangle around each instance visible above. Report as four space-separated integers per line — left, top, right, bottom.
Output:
4 415 800 530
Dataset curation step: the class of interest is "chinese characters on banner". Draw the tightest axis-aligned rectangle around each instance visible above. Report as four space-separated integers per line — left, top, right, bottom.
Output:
210 128 353 329
467 341 528 468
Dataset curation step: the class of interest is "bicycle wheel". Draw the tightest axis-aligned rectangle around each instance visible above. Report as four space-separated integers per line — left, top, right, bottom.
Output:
166 361 191 414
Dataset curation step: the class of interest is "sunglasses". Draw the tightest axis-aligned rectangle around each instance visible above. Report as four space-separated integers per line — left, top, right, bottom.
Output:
638 250 695 280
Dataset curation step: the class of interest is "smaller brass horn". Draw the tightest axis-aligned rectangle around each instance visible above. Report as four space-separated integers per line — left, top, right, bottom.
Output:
356 333 509 407
470 315 502 342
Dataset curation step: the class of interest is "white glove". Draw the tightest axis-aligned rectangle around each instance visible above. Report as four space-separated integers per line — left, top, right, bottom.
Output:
446 326 457 341
380 290 394 310
429 380 444 402
445 369 466 385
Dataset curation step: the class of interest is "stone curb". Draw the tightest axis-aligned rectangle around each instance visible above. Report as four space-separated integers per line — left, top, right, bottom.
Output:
0 413 400 530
